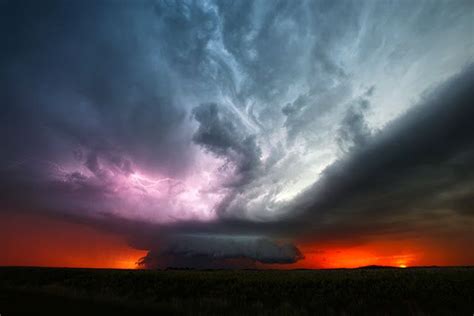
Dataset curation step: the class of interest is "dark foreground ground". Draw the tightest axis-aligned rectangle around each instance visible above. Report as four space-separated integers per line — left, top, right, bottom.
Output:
0 266 473 315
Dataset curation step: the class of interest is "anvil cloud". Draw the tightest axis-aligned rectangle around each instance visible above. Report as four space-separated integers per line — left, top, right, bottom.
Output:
0 0 473 268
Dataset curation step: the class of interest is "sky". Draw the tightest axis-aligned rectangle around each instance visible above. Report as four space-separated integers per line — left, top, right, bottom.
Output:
0 0 473 269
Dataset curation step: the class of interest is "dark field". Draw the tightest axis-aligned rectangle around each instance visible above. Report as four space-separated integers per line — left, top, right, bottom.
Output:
0 267 473 315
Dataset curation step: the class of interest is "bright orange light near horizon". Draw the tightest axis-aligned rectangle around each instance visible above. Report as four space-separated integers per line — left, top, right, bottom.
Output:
114 258 142 270
289 241 421 269
0 212 148 269
3 212 473 270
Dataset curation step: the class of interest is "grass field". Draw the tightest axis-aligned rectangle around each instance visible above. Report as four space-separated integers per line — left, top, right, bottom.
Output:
0 266 473 315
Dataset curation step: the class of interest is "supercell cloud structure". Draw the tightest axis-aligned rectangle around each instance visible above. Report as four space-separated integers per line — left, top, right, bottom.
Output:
0 0 473 267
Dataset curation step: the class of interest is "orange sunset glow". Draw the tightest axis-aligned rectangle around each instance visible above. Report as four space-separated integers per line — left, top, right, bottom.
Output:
0 212 147 269
2 212 472 270
292 245 417 269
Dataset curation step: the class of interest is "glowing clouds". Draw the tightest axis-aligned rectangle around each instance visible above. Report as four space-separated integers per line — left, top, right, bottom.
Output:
49 149 229 223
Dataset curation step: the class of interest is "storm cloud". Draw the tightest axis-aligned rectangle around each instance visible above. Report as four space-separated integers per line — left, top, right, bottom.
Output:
287 64 474 243
0 0 473 267
138 235 303 269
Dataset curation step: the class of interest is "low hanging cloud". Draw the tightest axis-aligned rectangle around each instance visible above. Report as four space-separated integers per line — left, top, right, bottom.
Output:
138 234 303 269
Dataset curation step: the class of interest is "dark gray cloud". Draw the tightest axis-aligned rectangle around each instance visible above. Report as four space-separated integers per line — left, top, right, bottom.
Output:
138 234 303 269
0 0 190 177
192 103 262 186
284 64 474 242
336 87 374 154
